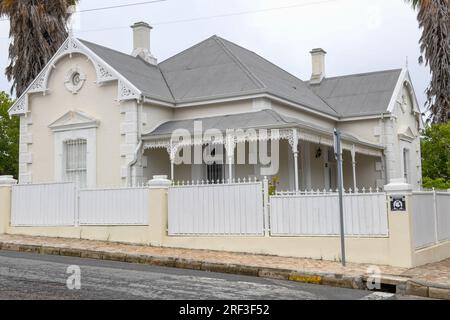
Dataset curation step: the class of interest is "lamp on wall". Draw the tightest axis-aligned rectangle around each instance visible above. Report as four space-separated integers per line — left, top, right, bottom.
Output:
315 138 322 159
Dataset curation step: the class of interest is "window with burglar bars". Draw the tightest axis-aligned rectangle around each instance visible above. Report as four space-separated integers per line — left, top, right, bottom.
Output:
64 139 87 188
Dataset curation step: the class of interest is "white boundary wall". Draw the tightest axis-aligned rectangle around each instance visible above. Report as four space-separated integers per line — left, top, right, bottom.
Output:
11 183 149 226
168 182 264 236
412 190 450 248
270 191 388 236
11 183 77 226
79 187 149 225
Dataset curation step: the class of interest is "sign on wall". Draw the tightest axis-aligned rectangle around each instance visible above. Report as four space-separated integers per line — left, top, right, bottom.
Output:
390 195 406 212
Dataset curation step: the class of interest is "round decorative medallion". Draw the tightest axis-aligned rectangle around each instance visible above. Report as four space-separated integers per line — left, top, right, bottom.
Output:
65 67 86 94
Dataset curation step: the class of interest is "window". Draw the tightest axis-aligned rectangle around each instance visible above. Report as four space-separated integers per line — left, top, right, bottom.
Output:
64 139 87 187
403 148 410 183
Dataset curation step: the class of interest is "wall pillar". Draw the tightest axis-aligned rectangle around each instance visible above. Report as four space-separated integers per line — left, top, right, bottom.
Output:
384 178 415 268
147 175 171 246
0 176 17 234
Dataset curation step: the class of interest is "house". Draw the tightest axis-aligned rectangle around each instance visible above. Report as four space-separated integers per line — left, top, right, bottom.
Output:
8 22 424 191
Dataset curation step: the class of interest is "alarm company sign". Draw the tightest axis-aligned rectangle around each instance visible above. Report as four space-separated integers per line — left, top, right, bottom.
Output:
390 195 406 212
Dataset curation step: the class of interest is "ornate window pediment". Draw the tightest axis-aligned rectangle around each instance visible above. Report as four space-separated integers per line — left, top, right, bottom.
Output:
49 110 99 132
398 126 416 142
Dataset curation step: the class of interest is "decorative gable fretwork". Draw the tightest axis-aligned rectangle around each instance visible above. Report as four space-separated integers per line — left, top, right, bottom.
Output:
8 37 142 116
9 95 28 116
118 80 141 101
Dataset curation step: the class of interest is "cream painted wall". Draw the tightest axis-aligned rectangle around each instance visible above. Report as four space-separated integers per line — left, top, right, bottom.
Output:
141 102 174 133
25 53 126 187
173 100 254 120
271 101 336 129
338 119 380 144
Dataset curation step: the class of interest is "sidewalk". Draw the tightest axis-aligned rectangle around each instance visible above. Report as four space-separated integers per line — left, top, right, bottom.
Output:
0 234 449 299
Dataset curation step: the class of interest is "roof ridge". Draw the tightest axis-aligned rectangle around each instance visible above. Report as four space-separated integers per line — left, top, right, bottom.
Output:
213 36 266 90
159 35 219 66
320 68 403 81
78 38 138 61
216 36 339 116
216 36 306 85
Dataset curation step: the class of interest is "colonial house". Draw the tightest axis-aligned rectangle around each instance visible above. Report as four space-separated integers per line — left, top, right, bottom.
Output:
8 22 424 191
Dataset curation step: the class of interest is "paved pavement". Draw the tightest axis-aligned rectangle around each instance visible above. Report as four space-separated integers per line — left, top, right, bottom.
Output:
0 250 403 300
0 234 448 299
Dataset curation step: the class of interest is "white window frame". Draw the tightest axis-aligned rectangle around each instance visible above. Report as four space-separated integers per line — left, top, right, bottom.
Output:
54 128 96 188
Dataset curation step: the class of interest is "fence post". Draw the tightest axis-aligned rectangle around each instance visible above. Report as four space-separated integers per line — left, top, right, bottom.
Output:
0 176 17 234
74 183 80 227
384 178 415 267
433 188 439 244
263 176 270 237
148 175 171 246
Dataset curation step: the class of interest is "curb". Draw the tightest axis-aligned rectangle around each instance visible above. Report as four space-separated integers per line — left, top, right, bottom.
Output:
1 241 448 299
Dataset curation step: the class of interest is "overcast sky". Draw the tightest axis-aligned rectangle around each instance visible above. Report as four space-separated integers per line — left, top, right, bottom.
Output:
0 0 430 111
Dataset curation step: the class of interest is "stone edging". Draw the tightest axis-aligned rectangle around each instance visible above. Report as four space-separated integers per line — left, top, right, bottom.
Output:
0 241 448 299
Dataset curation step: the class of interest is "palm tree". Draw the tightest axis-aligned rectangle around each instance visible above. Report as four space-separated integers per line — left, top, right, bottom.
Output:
406 0 449 124
0 0 78 97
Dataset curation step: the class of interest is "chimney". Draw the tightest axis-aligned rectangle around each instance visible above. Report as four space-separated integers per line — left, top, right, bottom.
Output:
310 48 326 84
131 21 157 65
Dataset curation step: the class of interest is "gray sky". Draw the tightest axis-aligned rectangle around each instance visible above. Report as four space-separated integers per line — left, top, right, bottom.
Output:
0 0 430 111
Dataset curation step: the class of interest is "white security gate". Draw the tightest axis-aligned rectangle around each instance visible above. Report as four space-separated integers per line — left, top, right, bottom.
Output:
79 187 149 225
412 190 450 248
11 183 77 226
168 181 264 235
270 191 388 236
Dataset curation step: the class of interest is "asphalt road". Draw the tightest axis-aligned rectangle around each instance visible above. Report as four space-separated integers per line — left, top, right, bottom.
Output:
0 250 412 300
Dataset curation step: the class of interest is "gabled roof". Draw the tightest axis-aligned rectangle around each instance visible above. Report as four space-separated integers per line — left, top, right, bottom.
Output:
308 69 402 118
79 39 174 103
10 34 404 121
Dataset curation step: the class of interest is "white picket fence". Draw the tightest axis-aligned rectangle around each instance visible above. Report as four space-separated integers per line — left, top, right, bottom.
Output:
79 187 149 225
168 181 264 236
270 190 388 236
412 190 450 249
10 183 149 226
11 183 77 226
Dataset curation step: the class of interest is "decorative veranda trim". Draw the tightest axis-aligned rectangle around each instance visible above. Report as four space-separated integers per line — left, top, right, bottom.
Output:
9 37 142 116
143 128 383 158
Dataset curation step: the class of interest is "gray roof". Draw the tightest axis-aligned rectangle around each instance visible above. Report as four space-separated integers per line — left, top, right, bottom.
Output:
80 36 401 119
308 69 402 117
80 39 174 103
143 109 381 149
145 109 300 137
159 36 337 116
